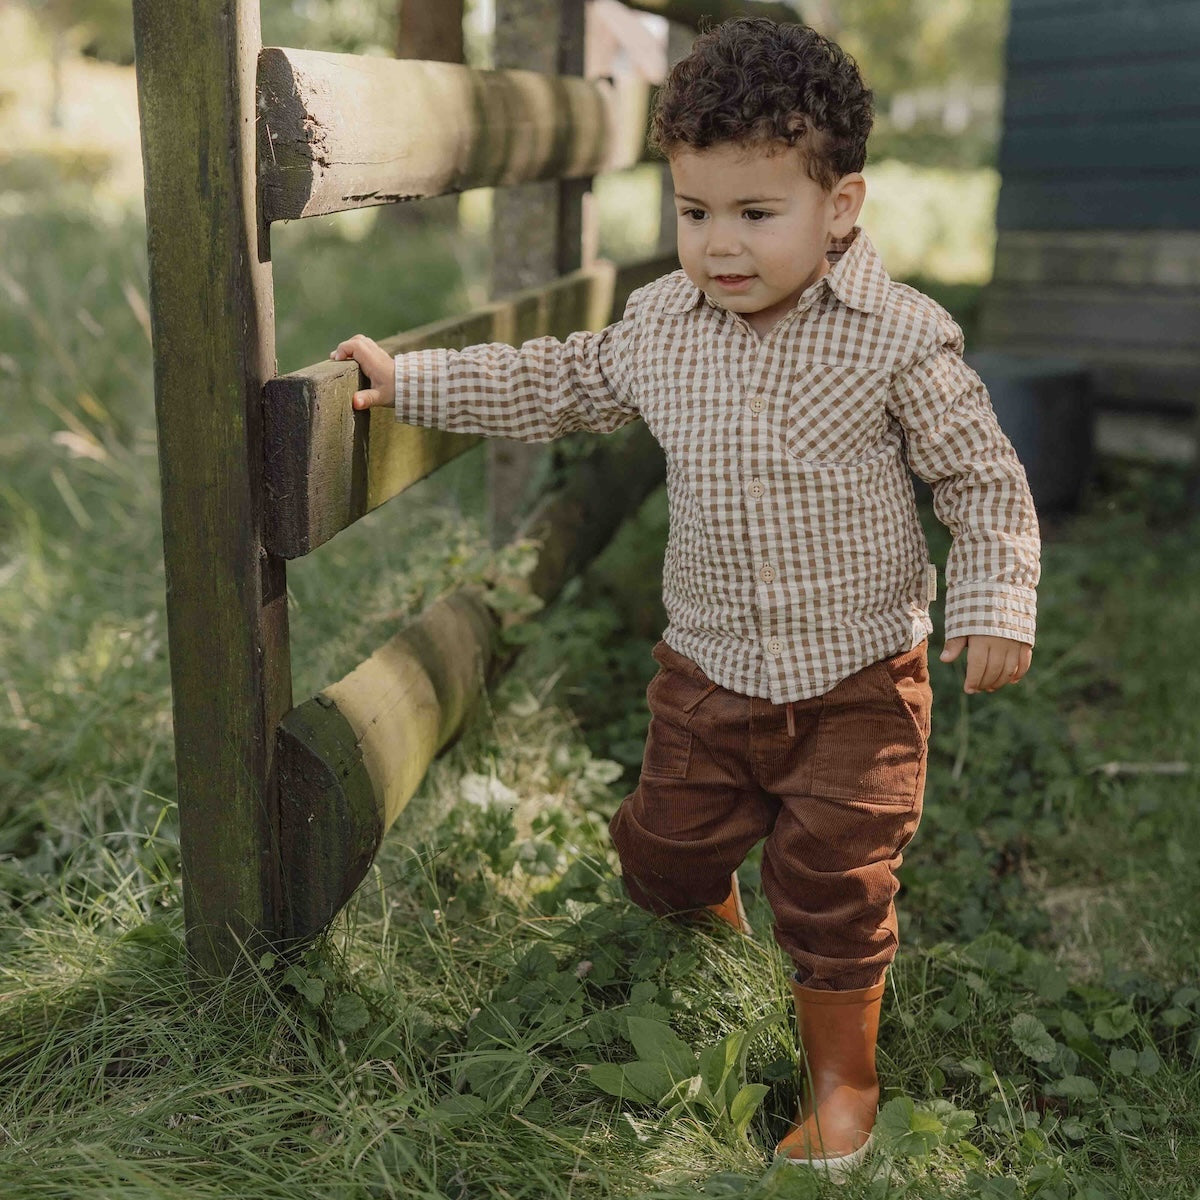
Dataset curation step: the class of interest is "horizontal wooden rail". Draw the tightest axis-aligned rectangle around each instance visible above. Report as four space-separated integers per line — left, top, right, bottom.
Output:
276 422 665 939
257 48 651 223
263 251 680 558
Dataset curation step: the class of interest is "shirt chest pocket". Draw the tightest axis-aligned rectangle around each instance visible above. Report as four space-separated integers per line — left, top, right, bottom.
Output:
782 364 892 464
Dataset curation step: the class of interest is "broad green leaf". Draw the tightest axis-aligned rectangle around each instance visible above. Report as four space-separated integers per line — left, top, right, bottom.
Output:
699 1038 736 1099
1137 1046 1161 1076
1060 1117 1089 1141
623 1059 675 1104
964 932 1022 975
521 1097 553 1126
426 1094 486 1127
1109 1047 1137 1076
721 1032 750 1109
1093 1005 1137 1040
330 992 369 1036
1011 1014 1057 1062
959 1056 994 1079
1057 1009 1091 1042
300 977 326 1006
281 964 307 991
699 1172 756 1197
729 1083 769 1134
1021 960 1069 1003
587 1062 653 1104
928 1098 977 1140
1159 1006 1192 1028
975 1178 1021 1199
759 1163 821 1199
1048 1074 1099 1099
874 1096 940 1158
626 1016 697 1081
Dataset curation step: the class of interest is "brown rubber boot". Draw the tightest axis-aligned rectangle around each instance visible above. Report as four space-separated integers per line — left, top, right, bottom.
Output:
775 978 884 1180
705 872 752 935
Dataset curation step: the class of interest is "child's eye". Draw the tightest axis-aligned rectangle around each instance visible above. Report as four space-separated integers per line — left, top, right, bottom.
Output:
742 209 772 222
680 208 707 222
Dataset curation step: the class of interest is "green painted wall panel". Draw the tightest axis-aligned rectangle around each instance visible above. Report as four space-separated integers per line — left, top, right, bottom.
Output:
1002 116 1200 173
999 0 1200 230
1007 1 1200 67
997 175 1200 230
1004 60 1200 123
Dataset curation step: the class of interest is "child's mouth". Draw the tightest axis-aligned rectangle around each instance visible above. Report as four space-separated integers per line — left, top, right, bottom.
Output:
713 274 754 291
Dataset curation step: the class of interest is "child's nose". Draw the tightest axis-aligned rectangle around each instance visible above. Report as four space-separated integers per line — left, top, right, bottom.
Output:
707 223 743 256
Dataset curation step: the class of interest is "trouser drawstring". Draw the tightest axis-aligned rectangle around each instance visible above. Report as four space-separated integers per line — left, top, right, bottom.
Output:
786 701 796 738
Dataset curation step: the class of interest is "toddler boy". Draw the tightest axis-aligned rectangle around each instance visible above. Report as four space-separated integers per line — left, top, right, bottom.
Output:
332 17 1039 1178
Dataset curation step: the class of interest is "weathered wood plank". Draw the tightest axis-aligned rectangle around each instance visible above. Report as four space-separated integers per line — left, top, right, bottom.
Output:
133 0 292 973
996 175 1200 232
256 48 649 223
1000 115 1200 175
981 285 1200 350
1010 0 1175 13
980 278 1200 407
278 588 496 940
992 230 1200 290
1004 59 1199 123
997 350 1200 410
263 252 679 558
1006 1 1200 67
277 423 665 940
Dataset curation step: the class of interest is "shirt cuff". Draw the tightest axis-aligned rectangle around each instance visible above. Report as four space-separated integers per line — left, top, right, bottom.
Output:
944 582 1037 645
394 348 449 427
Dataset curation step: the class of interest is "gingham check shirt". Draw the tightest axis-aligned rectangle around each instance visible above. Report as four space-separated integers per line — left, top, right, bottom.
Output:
395 228 1040 703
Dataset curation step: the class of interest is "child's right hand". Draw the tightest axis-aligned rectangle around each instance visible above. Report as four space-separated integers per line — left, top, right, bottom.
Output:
330 334 395 409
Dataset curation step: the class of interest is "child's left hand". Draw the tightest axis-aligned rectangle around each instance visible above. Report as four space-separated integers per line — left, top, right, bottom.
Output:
330 334 395 409
940 634 1032 694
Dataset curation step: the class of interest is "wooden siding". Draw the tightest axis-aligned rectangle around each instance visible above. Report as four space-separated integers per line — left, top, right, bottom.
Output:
997 0 1200 231
983 0 1200 412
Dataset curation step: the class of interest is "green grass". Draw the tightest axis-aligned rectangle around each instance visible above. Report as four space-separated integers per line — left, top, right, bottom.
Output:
4 182 1200 1198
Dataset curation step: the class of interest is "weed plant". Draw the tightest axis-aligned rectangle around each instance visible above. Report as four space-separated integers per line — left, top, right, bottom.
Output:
3 193 1200 1197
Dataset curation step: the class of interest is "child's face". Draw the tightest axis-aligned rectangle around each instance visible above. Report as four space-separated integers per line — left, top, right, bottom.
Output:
669 142 865 335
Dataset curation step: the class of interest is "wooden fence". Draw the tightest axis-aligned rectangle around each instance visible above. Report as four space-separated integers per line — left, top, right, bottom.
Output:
132 0 792 975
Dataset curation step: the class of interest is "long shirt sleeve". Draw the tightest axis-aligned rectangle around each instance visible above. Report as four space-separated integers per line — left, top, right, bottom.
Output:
888 310 1040 644
394 297 643 442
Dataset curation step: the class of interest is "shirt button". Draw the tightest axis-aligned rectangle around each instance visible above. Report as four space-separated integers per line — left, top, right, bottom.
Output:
749 396 766 413
767 638 783 656
747 479 765 500
759 564 776 583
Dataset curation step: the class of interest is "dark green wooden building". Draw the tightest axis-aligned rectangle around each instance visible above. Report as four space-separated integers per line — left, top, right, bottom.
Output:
980 0 1200 429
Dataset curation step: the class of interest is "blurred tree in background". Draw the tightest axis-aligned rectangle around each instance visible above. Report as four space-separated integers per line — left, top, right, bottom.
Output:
26 0 135 63
809 0 1008 167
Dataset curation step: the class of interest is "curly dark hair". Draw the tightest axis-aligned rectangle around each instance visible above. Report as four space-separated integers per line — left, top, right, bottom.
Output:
649 18 874 190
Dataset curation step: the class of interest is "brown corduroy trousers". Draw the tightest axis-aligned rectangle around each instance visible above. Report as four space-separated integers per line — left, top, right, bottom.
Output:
609 640 932 991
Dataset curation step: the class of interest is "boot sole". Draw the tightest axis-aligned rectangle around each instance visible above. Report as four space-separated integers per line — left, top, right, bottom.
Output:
776 1133 872 1183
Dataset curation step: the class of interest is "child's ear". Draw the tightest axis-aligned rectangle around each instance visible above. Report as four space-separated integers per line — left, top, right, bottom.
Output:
829 172 866 237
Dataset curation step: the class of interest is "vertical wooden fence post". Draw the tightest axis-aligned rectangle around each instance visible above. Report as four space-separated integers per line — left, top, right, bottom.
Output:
487 0 589 543
657 20 693 258
391 0 465 235
133 0 292 974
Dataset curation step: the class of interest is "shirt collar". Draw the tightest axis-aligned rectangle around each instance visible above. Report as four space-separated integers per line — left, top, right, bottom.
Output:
658 226 890 317
823 227 889 315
